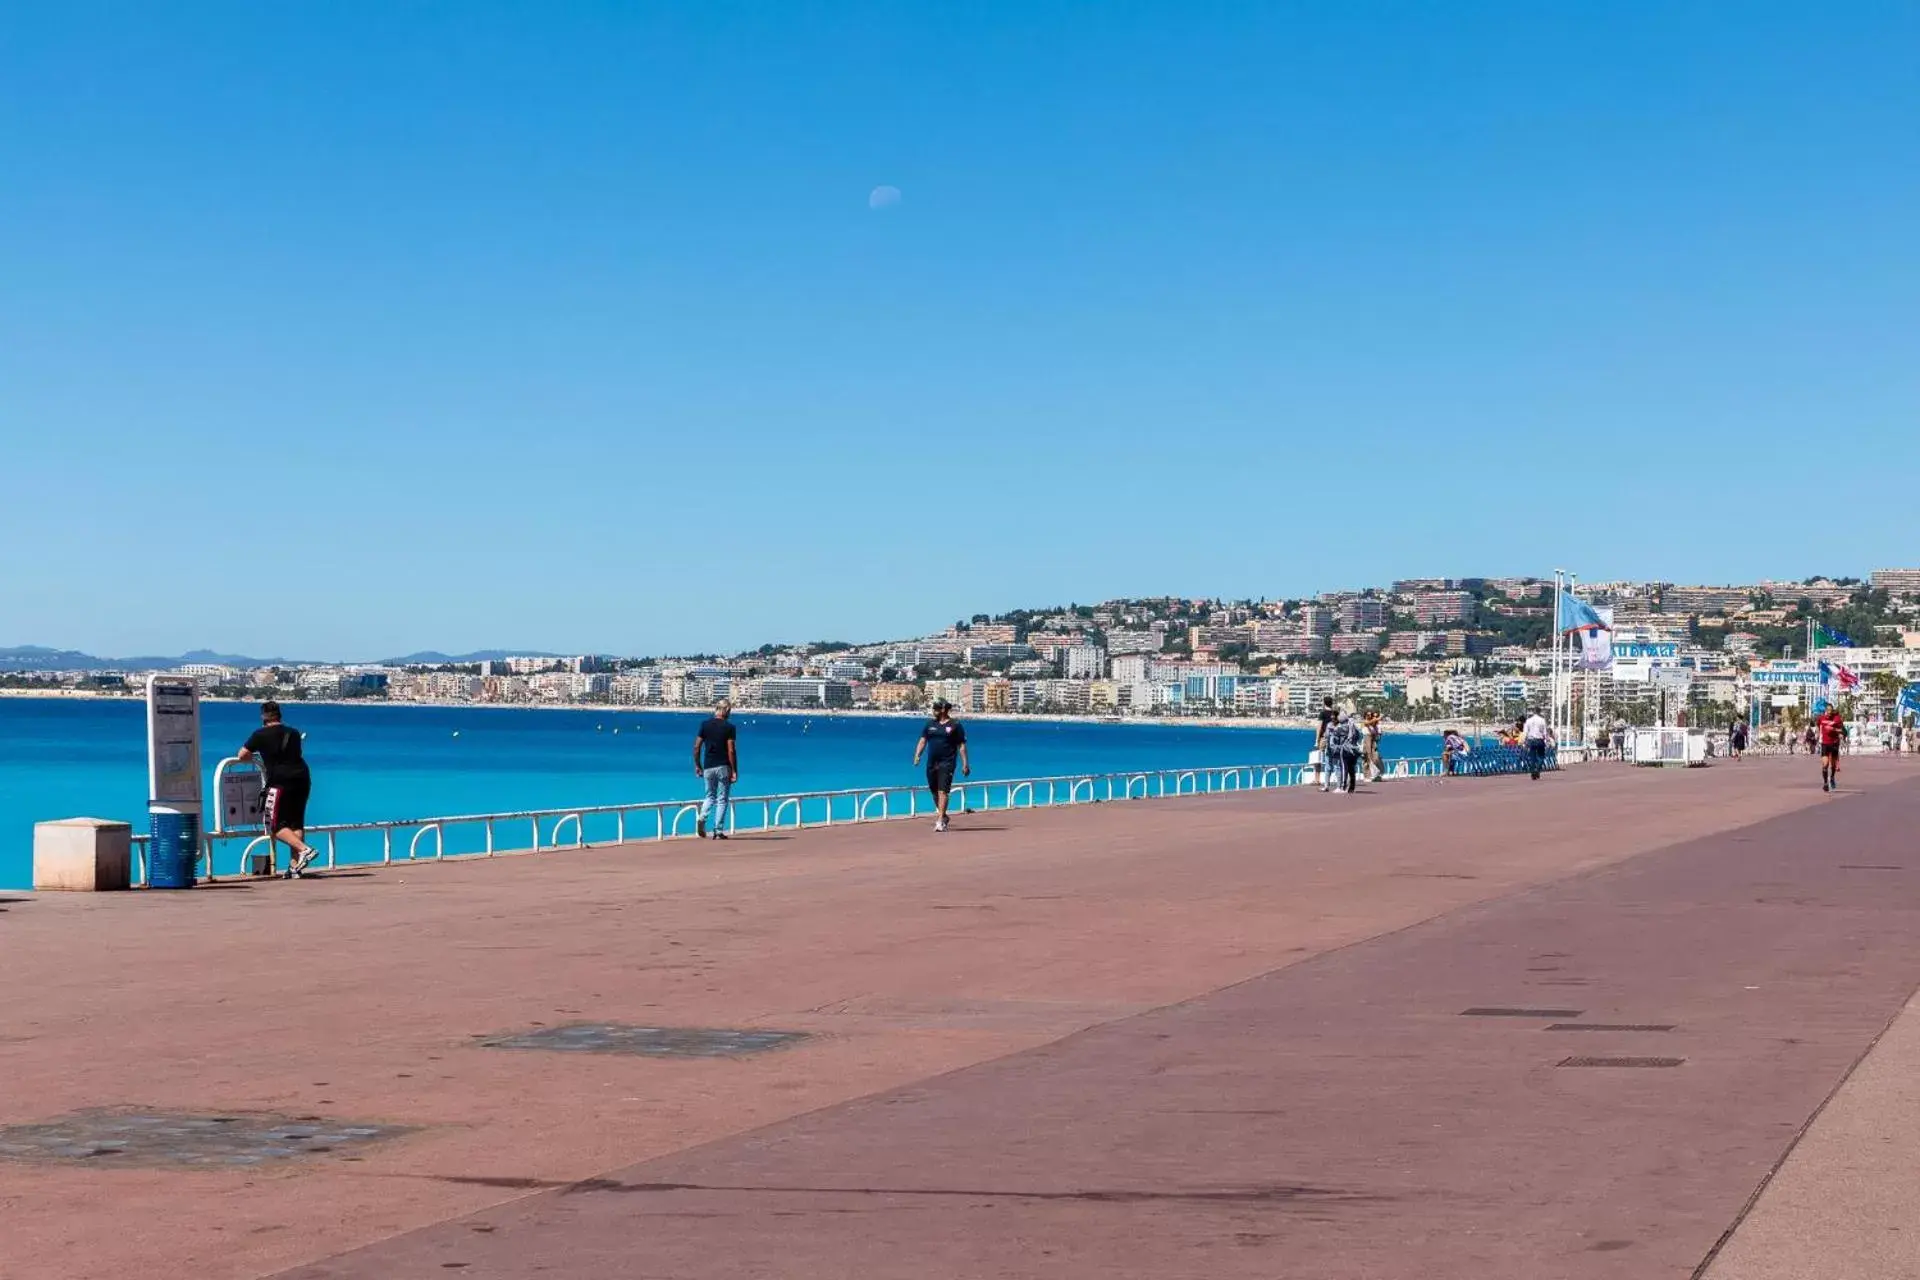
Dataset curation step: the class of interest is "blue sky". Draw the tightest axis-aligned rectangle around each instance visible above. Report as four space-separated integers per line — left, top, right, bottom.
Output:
2 2 1914 659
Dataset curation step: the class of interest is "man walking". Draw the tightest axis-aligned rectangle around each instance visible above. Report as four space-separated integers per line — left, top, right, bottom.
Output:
912 698 970 832
1362 709 1384 782
692 700 738 839
238 700 319 877
1815 703 1848 792
1521 707 1554 781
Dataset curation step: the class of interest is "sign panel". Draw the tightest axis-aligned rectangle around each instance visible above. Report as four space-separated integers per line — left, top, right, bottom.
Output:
145 675 202 808
1752 664 1822 685
1614 642 1680 659
218 765 266 831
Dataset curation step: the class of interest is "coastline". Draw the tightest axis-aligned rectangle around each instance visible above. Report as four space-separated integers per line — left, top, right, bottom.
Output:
0 689 1462 734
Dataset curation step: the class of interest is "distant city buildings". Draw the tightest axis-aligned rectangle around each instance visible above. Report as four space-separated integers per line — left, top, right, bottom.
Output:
1872 568 1920 598
1411 591 1473 626
13 569 1919 727
1337 597 1386 630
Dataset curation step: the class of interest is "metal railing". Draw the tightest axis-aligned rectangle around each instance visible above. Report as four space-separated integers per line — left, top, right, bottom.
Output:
126 752 1496 886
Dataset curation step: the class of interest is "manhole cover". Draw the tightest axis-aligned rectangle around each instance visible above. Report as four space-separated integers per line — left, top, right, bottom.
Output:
1460 1007 1583 1019
1546 1023 1675 1033
0 1110 411 1168
479 1023 810 1058
1558 1056 1684 1069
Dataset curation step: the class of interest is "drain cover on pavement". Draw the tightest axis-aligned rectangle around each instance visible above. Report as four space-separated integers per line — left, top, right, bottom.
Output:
479 1023 810 1058
0 1110 411 1168
1460 1007 1583 1019
1558 1056 1685 1069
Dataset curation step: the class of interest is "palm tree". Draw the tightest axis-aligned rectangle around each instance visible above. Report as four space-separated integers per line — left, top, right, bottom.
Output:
1865 669 1906 713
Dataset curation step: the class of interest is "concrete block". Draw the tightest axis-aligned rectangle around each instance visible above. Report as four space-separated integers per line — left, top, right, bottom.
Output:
33 818 133 892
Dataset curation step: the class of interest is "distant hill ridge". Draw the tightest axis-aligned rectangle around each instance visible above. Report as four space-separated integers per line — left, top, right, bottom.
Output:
0 645 564 673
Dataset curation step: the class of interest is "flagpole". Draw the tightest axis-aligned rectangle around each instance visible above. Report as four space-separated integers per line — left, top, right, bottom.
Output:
1567 571 1579 746
1547 570 1556 745
1570 572 1584 748
1552 568 1568 746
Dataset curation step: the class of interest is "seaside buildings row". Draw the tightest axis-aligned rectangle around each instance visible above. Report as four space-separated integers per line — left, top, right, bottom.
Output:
12 571 1920 725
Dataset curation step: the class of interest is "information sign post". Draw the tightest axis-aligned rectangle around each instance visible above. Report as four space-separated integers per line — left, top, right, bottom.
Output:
145 674 203 889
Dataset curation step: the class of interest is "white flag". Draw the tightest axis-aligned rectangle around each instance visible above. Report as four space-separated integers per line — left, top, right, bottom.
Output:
1574 605 1613 671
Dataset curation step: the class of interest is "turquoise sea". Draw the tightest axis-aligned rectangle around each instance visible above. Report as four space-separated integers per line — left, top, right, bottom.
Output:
1 698 1444 888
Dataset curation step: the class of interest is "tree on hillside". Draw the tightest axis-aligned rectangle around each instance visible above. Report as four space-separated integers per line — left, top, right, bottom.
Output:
1865 670 1906 712
1334 651 1379 677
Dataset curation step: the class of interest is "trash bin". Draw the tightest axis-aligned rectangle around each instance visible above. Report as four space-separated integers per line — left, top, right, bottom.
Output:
148 807 200 889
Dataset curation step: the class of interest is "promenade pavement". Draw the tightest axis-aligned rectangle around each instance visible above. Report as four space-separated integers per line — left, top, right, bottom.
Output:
2 755 1917 1278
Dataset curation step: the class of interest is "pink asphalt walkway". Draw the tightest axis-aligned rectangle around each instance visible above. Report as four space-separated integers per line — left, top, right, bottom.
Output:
5 757 1917 1279
274 764 1920 1278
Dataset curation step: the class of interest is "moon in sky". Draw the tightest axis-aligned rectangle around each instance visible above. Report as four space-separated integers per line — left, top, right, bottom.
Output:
868 185 901 210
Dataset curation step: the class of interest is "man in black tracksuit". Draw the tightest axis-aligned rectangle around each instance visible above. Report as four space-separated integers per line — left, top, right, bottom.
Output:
239 700 319 876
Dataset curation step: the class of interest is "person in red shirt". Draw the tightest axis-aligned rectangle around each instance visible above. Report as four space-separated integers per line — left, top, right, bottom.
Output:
1815 706 1849 792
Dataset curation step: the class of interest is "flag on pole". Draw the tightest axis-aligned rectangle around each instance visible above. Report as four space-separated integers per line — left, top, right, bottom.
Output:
1556 594 1612 671
1899 683 1920 721
1556 593 1607 633
1819 660 1860 695
1575 603 1613 671
1813 623 1855 648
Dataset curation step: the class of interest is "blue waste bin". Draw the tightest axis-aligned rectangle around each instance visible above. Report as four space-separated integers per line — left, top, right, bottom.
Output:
148 808 200 889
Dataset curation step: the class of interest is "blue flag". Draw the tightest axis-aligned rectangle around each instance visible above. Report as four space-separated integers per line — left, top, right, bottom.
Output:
1556 593 1606 634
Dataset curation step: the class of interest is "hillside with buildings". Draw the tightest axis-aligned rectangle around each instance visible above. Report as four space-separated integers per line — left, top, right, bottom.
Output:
9 571 1920 728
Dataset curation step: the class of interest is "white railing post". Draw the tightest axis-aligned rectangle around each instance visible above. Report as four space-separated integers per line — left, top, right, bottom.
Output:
136 755 1453 880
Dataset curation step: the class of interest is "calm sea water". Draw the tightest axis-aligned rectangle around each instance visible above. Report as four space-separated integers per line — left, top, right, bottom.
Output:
1 698 1443 888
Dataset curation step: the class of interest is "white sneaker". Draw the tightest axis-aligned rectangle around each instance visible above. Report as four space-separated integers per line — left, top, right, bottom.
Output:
934 818 948 832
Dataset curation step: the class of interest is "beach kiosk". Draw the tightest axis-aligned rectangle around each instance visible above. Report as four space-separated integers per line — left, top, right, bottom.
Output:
145 674 203 887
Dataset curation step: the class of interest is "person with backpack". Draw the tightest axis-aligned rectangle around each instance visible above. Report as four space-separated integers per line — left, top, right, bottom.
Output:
1326 710 1363 793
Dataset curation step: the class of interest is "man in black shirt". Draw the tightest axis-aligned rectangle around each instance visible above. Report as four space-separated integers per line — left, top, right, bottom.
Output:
692 700 738 839
238 700 319 876
911 699 970 833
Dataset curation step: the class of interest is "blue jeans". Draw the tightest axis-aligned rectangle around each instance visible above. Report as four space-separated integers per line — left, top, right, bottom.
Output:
700 766 732 832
